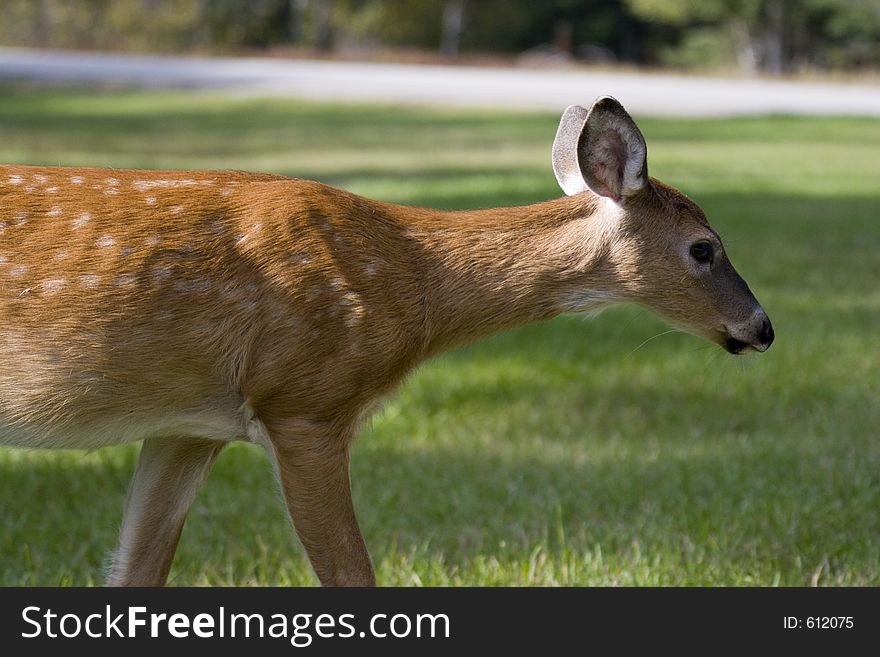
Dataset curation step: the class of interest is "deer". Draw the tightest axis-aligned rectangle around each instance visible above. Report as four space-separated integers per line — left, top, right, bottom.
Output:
0 96 773 587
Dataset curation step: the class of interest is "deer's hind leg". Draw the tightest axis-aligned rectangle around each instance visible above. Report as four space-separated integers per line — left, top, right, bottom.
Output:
106 435 225 586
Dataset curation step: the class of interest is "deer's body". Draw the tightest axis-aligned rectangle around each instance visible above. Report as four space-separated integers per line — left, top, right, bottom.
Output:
0 166 415 450
0 98 773 586
0 165 608 450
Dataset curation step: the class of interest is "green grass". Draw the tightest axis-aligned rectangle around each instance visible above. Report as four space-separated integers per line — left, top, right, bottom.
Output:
1 87 878 586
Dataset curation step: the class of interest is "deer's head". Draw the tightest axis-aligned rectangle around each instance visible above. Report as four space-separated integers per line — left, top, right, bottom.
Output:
552 96 773 354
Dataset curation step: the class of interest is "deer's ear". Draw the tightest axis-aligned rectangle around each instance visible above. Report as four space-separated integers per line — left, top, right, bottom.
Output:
552 104 591 196
553 97 648 201
577 96 647 202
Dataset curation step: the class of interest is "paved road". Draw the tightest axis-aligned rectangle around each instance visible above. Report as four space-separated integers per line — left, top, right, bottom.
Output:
1 47 878 117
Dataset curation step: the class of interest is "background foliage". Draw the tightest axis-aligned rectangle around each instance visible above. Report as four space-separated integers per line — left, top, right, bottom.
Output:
0 0 878 73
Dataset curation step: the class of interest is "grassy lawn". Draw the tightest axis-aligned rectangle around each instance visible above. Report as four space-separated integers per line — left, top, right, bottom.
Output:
0 87 877 586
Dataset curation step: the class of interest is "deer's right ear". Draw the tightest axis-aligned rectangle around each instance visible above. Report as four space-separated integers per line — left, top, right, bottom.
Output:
552 105 591 196
552 97 648 202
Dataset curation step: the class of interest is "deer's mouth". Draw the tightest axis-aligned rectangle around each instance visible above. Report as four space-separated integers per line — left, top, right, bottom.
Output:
718 314 774 355
723 336 749 355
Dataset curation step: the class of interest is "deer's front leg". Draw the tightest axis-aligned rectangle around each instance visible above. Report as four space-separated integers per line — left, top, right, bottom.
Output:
107 436 225 586
264 418 375 586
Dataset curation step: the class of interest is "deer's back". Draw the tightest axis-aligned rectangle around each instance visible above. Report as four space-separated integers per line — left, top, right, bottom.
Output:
0 166 424 448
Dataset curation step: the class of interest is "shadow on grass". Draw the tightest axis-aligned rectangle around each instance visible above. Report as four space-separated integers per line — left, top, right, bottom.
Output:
0 87 554 164
1 411 877 585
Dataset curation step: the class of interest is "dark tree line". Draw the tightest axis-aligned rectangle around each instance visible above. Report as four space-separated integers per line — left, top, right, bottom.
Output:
1 0 877 74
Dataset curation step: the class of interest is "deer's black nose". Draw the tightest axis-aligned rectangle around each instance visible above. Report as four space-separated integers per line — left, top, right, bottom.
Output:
757 316 774 348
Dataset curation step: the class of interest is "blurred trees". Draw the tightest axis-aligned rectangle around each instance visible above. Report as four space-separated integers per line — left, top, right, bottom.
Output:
0 0 877 74
626 0 880 73
0 0 202 51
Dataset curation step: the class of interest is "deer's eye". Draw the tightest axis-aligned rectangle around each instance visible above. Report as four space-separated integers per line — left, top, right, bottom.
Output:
690 241 714 264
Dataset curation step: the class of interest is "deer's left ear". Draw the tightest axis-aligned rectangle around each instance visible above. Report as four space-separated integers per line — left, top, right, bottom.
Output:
552 104 591 196
552 96 648 201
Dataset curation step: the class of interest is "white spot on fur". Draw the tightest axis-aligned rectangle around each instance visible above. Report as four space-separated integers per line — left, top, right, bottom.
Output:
145 235 161 246
8 175 23 185
34 174 48 184
103 188 120 196
24 185 36 193
193 278 212 293
10 265 29 277
0 223 5 234
105 177 120 186
52 250 69 261
70 176 84 184
152 265 172 281
291 253 312 265
341 291 366 327
145 196 157 205
220 187 233 196
219 281 239 299
48 206 63 217
115 273 137 287
96 235 115 248
72 212 91 229
45 186 58 194
363 259 381 276
80 275 100 288
237 299 258 311
42 278 66 293
14 212 28 226
0 255 7 264
132 179 211 191
172 205 184 214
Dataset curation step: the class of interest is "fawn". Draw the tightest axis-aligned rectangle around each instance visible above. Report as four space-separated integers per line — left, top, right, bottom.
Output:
0 96 773 586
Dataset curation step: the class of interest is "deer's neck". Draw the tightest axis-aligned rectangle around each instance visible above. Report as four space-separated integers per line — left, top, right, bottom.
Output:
395 194 621 355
